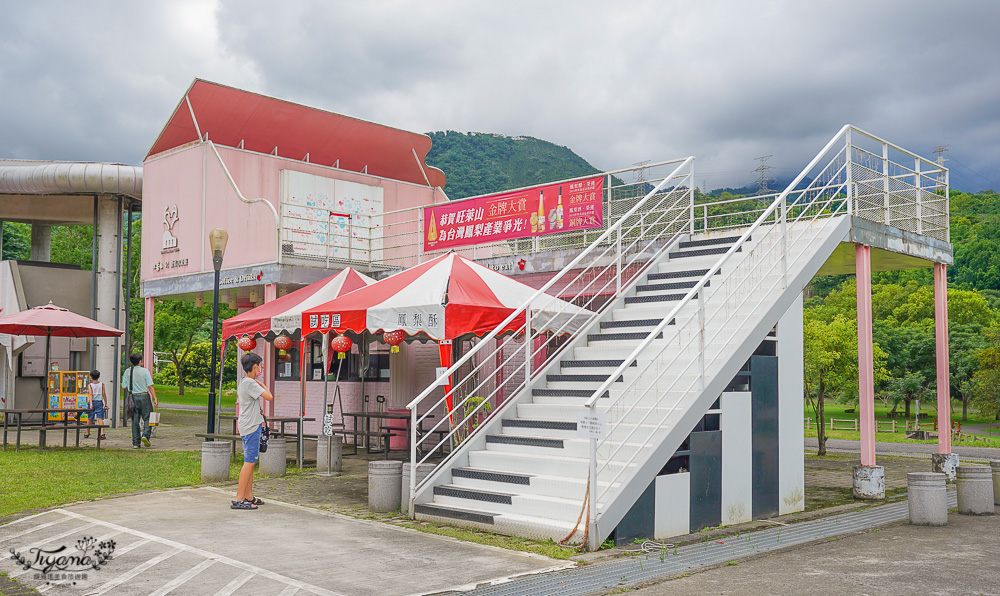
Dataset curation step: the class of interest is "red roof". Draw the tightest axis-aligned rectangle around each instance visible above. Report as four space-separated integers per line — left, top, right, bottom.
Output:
145 79 446 188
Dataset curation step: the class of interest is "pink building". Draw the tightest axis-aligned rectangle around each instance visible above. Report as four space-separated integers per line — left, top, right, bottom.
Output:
141 80 454 430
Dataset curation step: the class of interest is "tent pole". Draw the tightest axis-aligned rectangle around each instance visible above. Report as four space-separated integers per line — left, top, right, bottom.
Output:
216 340 228 435
298 338 305 470
41 333 51 448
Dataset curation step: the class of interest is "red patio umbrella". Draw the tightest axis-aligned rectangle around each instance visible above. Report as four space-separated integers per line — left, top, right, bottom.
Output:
0 302 123 435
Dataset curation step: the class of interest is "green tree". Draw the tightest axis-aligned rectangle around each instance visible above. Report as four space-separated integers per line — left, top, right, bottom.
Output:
804 315 858 456
153 300 213 395
971 325 1000 421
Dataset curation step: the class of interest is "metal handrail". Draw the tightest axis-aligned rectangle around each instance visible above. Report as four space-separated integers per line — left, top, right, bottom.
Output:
580 124 949 547
405 157 697 510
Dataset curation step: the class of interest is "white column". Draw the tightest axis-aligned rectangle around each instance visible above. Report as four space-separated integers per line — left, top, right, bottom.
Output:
777 292 805 514
95 197 120 388
30 223 51 262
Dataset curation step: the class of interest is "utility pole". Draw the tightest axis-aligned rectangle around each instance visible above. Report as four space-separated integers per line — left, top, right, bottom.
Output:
753 155 775 195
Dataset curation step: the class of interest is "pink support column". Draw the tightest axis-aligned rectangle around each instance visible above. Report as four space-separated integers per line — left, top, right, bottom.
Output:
935 263 952 454
855 244 876 467
263 283 277 416
144 297 155 370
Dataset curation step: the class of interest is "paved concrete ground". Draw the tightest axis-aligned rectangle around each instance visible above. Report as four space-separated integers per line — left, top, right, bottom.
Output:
805 437 1000 460
0 488 569 595
618 513 1000 596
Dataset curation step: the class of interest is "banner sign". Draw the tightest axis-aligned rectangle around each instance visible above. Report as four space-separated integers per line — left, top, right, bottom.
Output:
423 176 604 251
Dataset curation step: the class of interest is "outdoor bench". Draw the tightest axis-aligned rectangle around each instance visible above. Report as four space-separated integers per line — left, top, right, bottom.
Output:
3 424 109 451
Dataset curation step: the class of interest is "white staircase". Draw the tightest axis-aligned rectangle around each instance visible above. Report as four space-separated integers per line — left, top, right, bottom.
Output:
405 125 948 548
412 218 849 542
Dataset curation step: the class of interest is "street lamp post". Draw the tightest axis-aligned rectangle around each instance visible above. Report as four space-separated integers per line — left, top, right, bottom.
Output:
207 228 228 435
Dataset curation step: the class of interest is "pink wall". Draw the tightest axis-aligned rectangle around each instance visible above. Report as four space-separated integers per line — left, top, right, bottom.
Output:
142 143 442 284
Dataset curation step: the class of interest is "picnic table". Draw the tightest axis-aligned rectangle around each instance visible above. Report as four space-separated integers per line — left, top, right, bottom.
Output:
339 411 443 459
218 414 316 438
2 408 108 451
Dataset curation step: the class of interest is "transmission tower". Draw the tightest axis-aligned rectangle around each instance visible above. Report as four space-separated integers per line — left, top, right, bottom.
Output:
753 155 775 195
932 145 949 187
632 160 651 184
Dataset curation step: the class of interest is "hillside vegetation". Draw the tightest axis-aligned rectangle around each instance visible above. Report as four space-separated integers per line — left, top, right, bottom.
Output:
424 131 600 200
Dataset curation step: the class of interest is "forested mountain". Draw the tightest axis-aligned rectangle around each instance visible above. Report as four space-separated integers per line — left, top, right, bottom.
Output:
424 131 601 200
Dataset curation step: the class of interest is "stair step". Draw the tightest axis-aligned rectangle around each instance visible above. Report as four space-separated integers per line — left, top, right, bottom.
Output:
678 235 746 248
502 419 577 431
600 318 673 329
587 331 662 342
486 434 564 449
413 503 496 525
532 388 609 398
647 268 717 281
434 484 515 505
561 359 636 368
546 373 622 383
452 467 532 486
636 280 709 292
624 292 693 305
669 246 741 258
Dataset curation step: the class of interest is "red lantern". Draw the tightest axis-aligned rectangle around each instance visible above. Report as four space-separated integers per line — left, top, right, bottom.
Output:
274 334 292 357
238 335 257 353
330 335 352 360
383 330 405 353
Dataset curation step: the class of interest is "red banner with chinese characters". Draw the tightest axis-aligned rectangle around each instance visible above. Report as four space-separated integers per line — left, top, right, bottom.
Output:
423 176 604 250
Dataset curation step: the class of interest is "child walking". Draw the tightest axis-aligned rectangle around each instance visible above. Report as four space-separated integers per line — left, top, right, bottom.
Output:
86 370 107 439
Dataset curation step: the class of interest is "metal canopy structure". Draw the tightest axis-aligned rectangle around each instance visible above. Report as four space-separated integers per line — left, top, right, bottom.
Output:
146 79 446 188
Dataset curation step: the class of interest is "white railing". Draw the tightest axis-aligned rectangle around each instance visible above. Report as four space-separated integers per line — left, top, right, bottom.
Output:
581 124 948 547
280 161 700 272
405 157 698 509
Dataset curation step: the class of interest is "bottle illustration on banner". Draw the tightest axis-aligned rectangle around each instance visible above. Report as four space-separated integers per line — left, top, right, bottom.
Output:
556 186 564 229
537 190 546 232
427 209 438 242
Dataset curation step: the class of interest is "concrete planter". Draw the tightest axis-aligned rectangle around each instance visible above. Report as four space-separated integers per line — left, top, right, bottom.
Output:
201 441 231 482
369 460 403 513
906 472 948 526
259 437 287 477
956 465 994 515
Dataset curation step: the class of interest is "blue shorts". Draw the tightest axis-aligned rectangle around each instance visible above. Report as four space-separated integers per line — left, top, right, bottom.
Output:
91 401 105 419
241 426 262 463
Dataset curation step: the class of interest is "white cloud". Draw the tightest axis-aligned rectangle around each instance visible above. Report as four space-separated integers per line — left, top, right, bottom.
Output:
1 0 998 190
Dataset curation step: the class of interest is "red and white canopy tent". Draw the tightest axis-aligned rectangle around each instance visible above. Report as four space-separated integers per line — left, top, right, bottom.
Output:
216 268 374 460
300 252 593 425
221 268 375 341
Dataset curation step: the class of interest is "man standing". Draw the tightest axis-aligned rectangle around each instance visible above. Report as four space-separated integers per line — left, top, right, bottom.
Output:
233 352 273 510
122 353 158 449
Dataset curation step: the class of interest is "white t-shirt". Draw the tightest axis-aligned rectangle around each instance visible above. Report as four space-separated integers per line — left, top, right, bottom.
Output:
237 376 265 436
89 382 105 402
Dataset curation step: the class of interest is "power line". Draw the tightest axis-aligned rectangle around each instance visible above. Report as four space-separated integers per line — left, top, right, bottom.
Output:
932 145 949 188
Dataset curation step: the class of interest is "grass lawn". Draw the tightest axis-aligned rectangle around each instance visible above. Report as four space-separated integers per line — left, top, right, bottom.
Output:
153 384 237 408
0 448 256 518
805 401 1000 446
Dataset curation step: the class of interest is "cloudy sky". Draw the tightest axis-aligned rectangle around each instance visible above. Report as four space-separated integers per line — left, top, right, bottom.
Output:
1 0 998 191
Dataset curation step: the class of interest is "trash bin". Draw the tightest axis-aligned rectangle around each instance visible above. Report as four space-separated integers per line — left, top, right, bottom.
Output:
956 465 994 515
317 434 343 476
401 462 436 516
906 472 948 526
368 460 403 512
201 441 231 482
259 437 287 477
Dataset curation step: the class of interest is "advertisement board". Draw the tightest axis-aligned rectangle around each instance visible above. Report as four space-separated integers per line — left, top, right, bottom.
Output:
423 176 603 251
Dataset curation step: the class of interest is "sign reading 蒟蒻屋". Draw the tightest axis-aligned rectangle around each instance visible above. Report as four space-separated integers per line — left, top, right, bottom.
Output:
423 177 604 251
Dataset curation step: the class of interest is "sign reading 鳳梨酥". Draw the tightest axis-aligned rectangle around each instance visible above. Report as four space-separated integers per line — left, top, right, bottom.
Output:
422 176 603 251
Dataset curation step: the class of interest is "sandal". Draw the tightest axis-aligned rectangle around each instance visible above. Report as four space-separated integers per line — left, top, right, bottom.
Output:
230 500 258 510
99 435 107 439
245 497 264 505
84 434 90 438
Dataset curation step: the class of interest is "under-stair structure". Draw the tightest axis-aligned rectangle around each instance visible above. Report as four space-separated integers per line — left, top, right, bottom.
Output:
406 125 950 549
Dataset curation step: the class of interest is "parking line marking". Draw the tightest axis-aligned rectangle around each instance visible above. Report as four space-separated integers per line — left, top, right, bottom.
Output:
32 530 122 589
55 509 345 596
213 570 256 596
0 522 96 562
0 518 67 543
88 548 180 595
148 558 216 596
277 585 300 596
